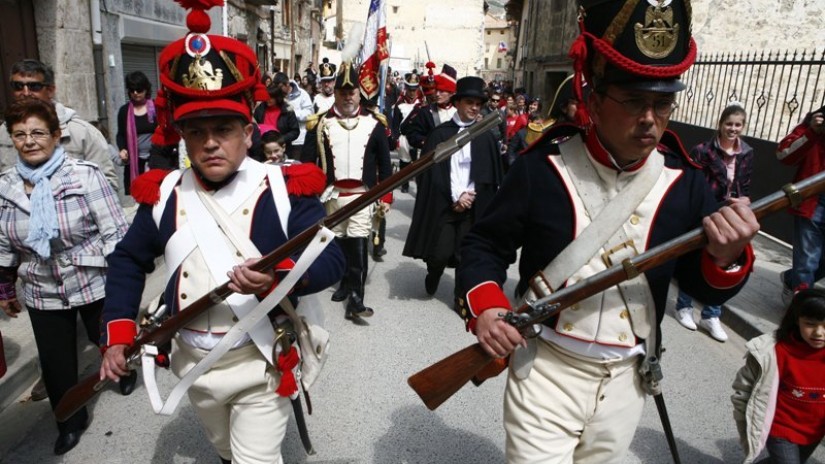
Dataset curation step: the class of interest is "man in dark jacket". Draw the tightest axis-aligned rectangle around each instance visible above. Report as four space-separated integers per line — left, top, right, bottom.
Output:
403 76 503 299
455 1 759 462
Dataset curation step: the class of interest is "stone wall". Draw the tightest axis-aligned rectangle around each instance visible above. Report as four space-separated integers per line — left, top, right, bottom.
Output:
33 0 97 121
692 0 825 53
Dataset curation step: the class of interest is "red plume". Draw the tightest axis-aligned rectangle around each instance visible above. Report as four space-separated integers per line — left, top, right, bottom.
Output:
174 0 224 9
175 0 225 33
425 61 436 76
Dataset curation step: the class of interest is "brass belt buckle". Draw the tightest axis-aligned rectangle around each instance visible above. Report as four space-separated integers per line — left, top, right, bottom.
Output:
601 240 639 267
601 240 642 279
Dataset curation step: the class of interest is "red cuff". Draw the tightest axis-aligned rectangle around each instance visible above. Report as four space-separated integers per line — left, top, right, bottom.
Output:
259 258 296 298
466 281 512 317
380 192 393 204
701 244 755 289
105 319 137 349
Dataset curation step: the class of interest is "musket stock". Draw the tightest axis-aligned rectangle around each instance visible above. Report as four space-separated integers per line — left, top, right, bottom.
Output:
408 169 825 410
54 112 503 423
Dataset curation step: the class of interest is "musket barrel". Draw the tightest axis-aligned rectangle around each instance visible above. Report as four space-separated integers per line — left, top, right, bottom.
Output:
54 111 502 422
409 169 825 409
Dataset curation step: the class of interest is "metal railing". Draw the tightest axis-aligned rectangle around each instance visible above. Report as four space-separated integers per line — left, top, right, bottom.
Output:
673 49 825 142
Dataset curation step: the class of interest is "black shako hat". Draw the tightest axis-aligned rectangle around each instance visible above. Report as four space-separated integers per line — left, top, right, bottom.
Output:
570 0 696 95
451 76 488 103
319 58 336 81
404 71 420 89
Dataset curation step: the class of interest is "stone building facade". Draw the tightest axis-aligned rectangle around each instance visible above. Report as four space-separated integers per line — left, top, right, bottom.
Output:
480 13 517 84
0 0 322 138
325 0 485 78
507 0 825 116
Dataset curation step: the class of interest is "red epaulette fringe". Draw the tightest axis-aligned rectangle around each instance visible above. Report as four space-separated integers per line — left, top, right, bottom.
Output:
282 164 326 196
131 169 172 205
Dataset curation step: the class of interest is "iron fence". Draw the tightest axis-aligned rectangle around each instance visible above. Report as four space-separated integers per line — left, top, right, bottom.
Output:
673 49 825 142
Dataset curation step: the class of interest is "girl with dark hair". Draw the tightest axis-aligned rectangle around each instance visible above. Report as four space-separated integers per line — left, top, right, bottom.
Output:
732 288 825 464
116 71 156 194
251 84 299 161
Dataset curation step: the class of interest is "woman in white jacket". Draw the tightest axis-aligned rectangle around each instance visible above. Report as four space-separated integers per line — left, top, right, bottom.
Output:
731 288 825 464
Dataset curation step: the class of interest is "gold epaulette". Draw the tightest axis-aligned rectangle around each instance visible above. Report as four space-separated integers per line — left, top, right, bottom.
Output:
306 111 325 132
370 108 389 127
525 120 554 145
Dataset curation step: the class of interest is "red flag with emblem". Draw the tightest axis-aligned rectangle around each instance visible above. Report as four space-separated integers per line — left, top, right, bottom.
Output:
358 0 389 101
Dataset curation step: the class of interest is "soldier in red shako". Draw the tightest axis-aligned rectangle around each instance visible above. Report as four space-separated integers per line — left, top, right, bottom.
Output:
98 1 344 463
456 0 760 462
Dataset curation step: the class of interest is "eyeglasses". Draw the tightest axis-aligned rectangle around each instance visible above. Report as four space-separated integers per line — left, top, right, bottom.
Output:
128 88 146 94
601 93 679 117
11 81 47 92
11 129 52 143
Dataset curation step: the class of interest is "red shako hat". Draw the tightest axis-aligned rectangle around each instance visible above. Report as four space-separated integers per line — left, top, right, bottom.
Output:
434 64 457 93
152 0 268 144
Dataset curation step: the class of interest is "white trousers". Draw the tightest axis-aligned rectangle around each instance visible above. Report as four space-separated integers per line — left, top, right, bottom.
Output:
172 338 290 464
503 339 646 464
325 192 373 238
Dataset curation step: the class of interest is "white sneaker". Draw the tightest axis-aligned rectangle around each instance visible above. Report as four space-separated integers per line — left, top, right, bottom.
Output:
699 317 728 342
675 307 697 330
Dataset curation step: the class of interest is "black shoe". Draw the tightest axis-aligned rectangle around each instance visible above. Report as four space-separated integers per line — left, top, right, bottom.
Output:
220 458 232 464
54 430 83 455
119 370 138 396
425 272 441 296
331 285 348 302
54 415 90 456
372 247 387 261
344 310 371 325
400 184 409 193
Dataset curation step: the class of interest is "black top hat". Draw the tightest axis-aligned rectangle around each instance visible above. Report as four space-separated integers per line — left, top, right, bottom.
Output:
451 76 488 103
571 0 696 93
319 58 336 81
334 61 360 90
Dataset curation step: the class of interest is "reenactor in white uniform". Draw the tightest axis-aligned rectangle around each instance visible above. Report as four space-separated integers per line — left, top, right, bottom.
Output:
301 61 394 323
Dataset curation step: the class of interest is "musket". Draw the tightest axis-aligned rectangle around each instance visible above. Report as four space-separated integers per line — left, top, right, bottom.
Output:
55 111 504 423
408 169 825 411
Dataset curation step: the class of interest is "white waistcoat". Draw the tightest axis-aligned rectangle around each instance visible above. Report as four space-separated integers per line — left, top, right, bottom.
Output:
323 114 378 181
549 143 683 347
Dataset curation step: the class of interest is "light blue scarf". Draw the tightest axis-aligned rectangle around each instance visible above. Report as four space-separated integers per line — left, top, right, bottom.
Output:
16 146 66 259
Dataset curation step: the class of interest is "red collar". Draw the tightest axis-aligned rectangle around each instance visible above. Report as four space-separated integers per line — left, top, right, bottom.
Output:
584 128 647 173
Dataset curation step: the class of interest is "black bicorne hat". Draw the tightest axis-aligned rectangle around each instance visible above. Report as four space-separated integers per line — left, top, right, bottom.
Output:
334 61 360 90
